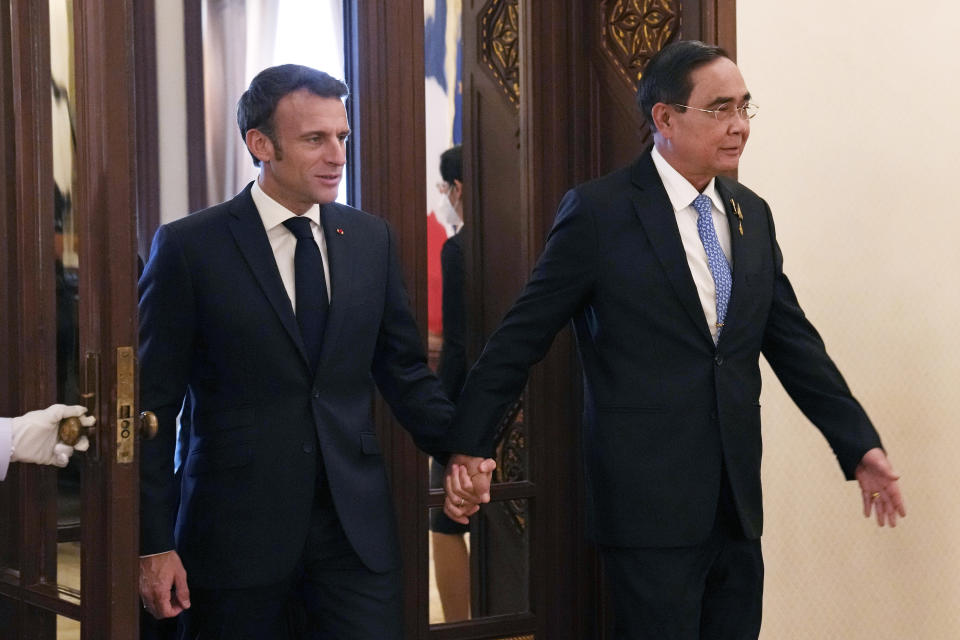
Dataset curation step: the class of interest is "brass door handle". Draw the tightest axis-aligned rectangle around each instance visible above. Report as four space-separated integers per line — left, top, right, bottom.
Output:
59 411 158 445
58 416 92 446
139 411 158 440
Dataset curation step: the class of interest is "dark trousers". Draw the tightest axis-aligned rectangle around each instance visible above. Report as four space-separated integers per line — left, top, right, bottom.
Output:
176 483 402 640
141 609 178 640
600 473 764 640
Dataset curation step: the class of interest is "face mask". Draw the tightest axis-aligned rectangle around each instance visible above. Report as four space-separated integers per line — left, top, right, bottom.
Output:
436 193 463 231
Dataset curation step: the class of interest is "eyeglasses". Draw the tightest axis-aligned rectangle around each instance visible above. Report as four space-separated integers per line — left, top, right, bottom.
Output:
436 181 452 194
672 102 759 121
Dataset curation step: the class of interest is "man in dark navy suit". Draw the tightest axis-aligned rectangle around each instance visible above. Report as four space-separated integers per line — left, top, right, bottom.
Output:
138 65 459 639
443 41 906 639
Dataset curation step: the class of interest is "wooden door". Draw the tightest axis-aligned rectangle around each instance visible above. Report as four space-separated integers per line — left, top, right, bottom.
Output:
0 0 143 637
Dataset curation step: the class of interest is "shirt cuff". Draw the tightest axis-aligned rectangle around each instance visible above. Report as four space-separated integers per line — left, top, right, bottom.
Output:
0 417 11 481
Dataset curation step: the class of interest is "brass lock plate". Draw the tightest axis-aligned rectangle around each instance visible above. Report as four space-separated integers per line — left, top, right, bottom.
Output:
116 346 135 463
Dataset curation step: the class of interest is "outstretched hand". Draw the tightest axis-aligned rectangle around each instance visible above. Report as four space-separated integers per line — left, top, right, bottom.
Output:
855 447 906 527
443 454 496 524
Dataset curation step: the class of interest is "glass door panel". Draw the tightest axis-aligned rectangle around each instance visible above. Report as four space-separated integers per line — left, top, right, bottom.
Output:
50 0 84 622
428 497 530 625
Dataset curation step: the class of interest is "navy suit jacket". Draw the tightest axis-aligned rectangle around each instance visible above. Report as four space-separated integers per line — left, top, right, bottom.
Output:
139 184 453 588
446 151 882 548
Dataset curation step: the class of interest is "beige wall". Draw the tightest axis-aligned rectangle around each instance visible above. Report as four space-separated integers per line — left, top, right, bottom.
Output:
738 3 960 638
155 0 189 224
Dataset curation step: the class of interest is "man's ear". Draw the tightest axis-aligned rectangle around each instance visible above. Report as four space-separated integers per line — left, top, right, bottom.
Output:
245 129 274 165
650 103 672 137
444 179 464 210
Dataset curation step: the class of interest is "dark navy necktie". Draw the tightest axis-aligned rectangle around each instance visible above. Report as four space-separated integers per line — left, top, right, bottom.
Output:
283 216 329 371
692 194 731 337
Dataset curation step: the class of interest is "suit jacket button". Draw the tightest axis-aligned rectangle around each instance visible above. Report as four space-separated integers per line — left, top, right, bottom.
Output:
312 390 321 398
303 443 315 453
714 354 724 366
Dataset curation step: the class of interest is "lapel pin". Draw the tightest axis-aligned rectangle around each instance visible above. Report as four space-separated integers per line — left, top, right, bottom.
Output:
336 228 344 236
729 198 744 236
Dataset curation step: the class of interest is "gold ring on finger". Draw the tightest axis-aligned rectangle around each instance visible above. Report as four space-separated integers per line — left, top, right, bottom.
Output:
870 492 880 500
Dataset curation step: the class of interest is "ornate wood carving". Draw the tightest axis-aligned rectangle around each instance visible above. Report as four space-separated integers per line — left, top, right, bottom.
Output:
494 400 528 534
480 0 520 106
497 413 527 483
600 0 681 91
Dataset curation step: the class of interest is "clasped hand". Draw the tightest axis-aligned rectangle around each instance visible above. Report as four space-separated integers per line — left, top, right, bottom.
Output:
443 454 497 524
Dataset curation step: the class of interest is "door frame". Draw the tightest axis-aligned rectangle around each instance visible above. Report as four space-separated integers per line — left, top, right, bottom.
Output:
0 0 143 637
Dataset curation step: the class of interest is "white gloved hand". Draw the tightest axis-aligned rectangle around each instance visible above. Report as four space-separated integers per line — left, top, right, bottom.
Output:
11 404 94 467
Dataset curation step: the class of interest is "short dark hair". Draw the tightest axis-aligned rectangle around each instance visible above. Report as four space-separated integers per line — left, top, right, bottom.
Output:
237 64 349 166
637 40 730 130
439 145 462 185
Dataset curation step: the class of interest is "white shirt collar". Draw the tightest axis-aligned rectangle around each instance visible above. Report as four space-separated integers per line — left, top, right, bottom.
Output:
251 179 322 231
651 146 722 213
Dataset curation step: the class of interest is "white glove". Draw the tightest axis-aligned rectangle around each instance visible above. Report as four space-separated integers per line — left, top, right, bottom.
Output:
11 404 93 467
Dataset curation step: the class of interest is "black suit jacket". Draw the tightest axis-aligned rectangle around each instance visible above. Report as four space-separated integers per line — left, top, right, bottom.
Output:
446 151 882 548
437 229 466 402
139 184 453 587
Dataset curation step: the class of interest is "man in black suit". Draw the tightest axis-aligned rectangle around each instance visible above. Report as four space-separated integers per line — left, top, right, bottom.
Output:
138 64 456 639
443 40 906 639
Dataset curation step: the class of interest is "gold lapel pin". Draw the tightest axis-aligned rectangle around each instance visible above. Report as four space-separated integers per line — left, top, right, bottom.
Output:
730 198 744 236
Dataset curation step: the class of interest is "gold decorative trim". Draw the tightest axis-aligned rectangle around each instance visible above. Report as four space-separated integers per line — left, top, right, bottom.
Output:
480 0 520 106
600 0 681 92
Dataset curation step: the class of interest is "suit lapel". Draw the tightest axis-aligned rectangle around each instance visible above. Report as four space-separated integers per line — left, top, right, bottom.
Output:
316 203 357 368
629 153 714 346
715 177 747 340
226 185 311 368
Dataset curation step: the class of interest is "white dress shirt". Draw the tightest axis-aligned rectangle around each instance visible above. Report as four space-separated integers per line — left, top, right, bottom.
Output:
651 146 733 343
251 180 332 309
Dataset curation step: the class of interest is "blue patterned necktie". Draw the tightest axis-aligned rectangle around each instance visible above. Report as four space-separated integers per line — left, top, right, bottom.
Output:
283 216 329 372
692 194 731 334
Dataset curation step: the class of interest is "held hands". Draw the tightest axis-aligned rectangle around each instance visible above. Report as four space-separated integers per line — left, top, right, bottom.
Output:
11 404 92 467
855 447 906 527
443 454 497 524
139 550 191 619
